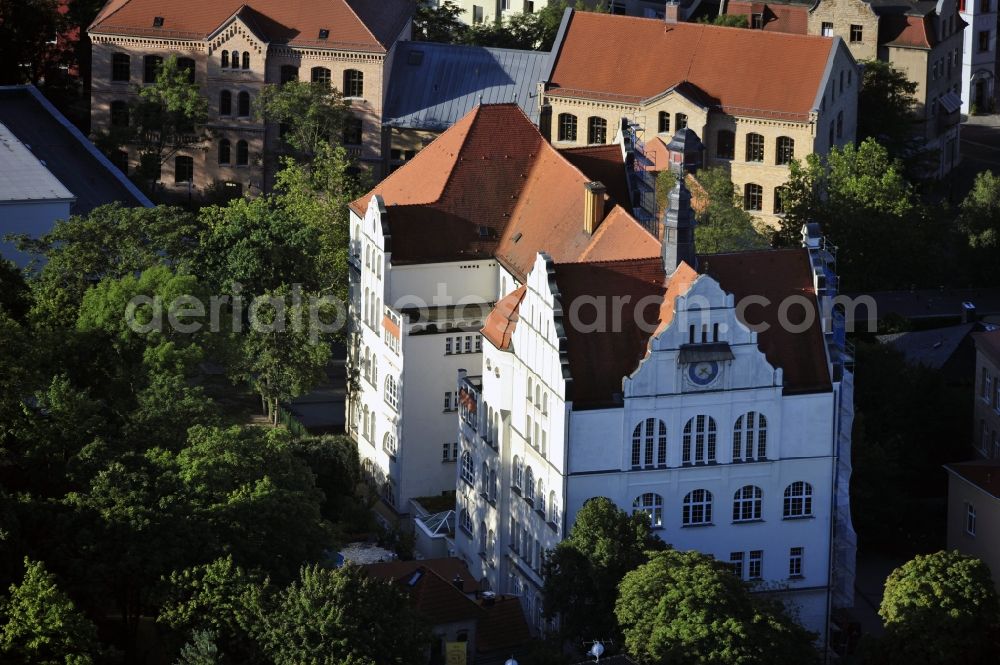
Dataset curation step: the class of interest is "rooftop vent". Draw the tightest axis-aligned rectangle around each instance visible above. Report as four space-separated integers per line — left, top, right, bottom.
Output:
318 28 329 39
153 16 164 27
511 232 522 243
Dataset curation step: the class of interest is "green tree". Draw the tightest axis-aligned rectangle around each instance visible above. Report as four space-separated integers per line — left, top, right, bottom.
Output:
698 14 748 27
876 550 1000 665
659 168 767 254
615 549 817 665
0 0 65 83
256 563 429 665
776 139 942 290
542 497 665 644
0 258 29 321
957 170 1000 284
175 630 223 665
290 435 368 528
0 558 100 665
413 0 467 43
857 60 919 157
254 80 350 159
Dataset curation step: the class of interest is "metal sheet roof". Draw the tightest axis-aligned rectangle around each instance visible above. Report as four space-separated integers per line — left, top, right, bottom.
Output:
384 41 549 130
0 122 75 204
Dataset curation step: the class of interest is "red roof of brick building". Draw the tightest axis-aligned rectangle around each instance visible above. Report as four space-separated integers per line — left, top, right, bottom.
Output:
547 11 836 120
351 104 660 279
88 0 412 51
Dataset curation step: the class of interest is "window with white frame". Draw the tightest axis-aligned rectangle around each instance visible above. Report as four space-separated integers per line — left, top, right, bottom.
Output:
490 468 497 501
729 551 744 578
548 490 558 524
789 547 803 577
513 456 522 489
748 550 763 579
442 442 456 461
967 503 977 536
444 392 454 411
478 521 487 553
525 466 535 502
383 432 397 457
445 337 453 354
682 489 713 525
783 481 813 518
632 418 668 469
481 462 489 495
733 485 763 521
460 508 473 535
632 492 663 528
461 451 475 486
682 415 717 464
982 368 991 400
384 376 398 409
732 412 767 461
536 478 545 514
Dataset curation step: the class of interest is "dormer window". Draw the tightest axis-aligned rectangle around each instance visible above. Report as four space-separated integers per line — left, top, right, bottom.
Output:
153 16 164 27
318 28 330 39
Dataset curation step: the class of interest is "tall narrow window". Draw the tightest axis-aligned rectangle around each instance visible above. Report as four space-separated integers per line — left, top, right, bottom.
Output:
461 451 474 485
525 467 535 502
716 130 735 159
143 55 162 83
237 91 250 117
230 51 240 69
658 111 670 134
789 547 804 577
174 155 194 183
557 113 577 142
221 50 229 68
729 552 744 578
112 53 131 82
967 503 977 535
675 113 688 130
177 57 195 83
280 65 298 84
748 550 763 579
775 136 795 165
344 69 364 97
110 101 129 127
744 183 763 211
732 485 763 521
311 66 331 87
732 412 767 461
746 133 764 162
587 116 607 144
219 90 232 116
242 51 250 69
682 415 717 464
774 186 787 215
218 139 231 164
344 116 363 145
236 140 249 166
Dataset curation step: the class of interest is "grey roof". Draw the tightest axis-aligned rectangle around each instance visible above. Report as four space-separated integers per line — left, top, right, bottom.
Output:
0 86 150 215
384 41 549 130
0 122 75 204
877 323 980 369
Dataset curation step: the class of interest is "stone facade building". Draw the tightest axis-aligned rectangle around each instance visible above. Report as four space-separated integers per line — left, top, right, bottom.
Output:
945 461 1000 592
540 10 859 225
726 0 965 176
959 0 997 113
87 0 412 195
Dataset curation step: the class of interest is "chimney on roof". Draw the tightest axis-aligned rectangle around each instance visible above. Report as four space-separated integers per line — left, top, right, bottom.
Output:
962 301 977 324
583 181 607 235
665 1 680 24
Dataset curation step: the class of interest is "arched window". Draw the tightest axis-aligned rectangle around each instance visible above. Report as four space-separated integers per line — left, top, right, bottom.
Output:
368 409 376 442
746 132 765 162
548 490 557 523
230 51 240 69
632 493 663 528
177 57 195 83
344 69 364 97
682 415 717 464
481 462 490 495
525 467 535 501
219 90 232 116
631 418 667 469
236 140 249 166
479 521 487 553
460 508 473 535
774 186 787 215
461 451 475 485
371 355 377 385
384 375 398 409
534 384 541 406
733 485 763 522
110 100 129 127
218 139 231 164
587 116 607 144
280 65 299 84
311 66 331 87
658 111 670 134
382 432 396 456
542 393 548 415
512 455 522 488
490 468 497 501
743 183 763 211
362 405 370 440
537 478 545 514
783 481 813 518
732 412 767 461
237 91 250 117
675 113 688 130
487 529 496 561
362 346 370 382
242 51 250 69
143 55 162 83
716 129 735 159
174 155 194 183
776 136 795 165
527 376 533 402
111 53 131 82
221 50 229 68
557 113 577 142
683 489 713 525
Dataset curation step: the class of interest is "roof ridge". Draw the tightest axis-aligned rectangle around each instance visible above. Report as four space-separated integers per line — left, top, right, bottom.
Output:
89 0 135 31
573 9 835 41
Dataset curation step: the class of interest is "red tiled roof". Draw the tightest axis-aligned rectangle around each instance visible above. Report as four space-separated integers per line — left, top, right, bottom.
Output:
547 11 835 121
88 0 412 52
726 2 809 34
974 329 1000 365
482 285 526 351
946 460 1000 501
351 104 659 279
878 14 934 49
558 144 631 215
701 249 832 394
476 596 532 653
652 262 700 338
365 557 483 593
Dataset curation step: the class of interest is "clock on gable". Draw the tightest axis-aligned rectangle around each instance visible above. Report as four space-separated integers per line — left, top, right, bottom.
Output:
687 360 720 387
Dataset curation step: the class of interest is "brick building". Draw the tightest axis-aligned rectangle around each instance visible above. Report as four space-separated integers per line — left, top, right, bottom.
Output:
87 0 412 195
